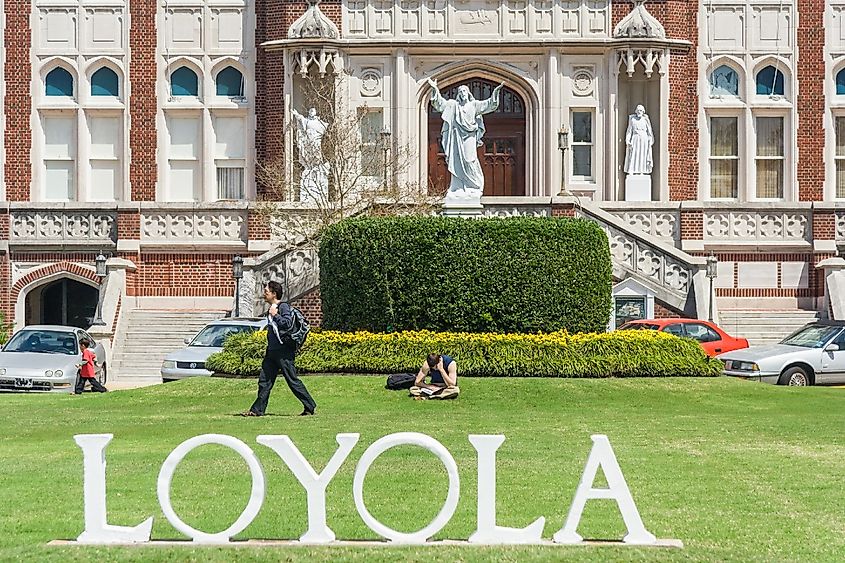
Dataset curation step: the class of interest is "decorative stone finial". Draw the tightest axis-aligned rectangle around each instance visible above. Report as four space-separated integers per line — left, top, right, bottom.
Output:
613 1 666 40
288 0 339 40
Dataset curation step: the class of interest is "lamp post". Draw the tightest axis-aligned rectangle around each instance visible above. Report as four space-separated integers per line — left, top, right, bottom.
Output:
379 127 392 192
91 252 108 326
557 125 570 196
232 255 244 318
706 253 718 322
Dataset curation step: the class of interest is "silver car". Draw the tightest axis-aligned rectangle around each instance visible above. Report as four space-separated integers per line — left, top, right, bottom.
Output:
161 318 265 382
0 326 107 393
719 321 845 386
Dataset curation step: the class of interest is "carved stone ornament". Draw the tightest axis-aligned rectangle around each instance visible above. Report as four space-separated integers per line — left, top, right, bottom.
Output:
360 68 382 97
613 1 666 40
288 0 340 40
572 67 595 97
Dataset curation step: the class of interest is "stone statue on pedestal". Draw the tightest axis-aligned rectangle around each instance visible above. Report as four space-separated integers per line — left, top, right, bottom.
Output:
624 104 654 201
292 107 329 202
427 77 504 208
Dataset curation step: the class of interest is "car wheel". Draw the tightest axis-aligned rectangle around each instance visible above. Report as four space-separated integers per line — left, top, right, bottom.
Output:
99 364 107 386
778 366 811 387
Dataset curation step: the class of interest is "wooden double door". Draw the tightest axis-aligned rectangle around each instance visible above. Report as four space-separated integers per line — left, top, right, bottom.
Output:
428 79 526 197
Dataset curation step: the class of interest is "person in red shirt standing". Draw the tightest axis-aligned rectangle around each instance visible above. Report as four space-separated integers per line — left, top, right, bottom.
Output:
74 338 108 394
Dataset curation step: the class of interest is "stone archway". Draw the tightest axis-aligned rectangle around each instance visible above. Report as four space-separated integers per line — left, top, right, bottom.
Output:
26 277 99 328
427 78 527 197
12 262 102 330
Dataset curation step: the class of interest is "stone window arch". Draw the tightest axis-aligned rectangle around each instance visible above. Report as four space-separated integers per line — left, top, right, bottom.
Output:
756 65 785 96
216 66 244 97
91 67 119 97
171 66 199 97
709 65 739 97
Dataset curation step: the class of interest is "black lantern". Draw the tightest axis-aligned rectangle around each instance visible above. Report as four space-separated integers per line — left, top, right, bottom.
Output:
557 126 570 196
706 254 718 321
91 252 108 326
232 255 244 317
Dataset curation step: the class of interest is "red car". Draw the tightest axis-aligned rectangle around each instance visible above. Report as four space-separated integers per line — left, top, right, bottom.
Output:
618 319 749 357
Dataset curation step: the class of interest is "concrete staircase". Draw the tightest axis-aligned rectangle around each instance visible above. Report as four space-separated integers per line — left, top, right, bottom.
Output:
718 309 820 347
111 310 226 383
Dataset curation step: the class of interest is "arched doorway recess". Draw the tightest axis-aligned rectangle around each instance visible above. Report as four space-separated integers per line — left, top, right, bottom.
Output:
427 78 526 197
25 278 98 328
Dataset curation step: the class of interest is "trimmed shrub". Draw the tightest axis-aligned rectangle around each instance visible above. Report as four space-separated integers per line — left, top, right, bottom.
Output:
319 216 612 334
206 329 722 378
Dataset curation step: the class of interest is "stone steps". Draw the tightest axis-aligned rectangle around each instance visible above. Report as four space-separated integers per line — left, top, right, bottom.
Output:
718 309 820 347
111 310 226 381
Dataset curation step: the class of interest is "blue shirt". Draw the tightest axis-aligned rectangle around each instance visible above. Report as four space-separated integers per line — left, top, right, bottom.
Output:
430 355 454 385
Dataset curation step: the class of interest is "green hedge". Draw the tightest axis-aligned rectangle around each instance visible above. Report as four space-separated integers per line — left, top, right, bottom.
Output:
319 216 612 334
205 329 722 378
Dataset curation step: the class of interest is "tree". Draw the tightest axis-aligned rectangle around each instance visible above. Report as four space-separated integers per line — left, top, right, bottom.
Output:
256 71 436 250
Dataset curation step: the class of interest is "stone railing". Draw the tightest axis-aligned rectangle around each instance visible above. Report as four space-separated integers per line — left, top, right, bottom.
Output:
703 207 810 244
576 202 706 314
140 206 247 244
599 203 680 244
240 246 320 315
10 207 117 246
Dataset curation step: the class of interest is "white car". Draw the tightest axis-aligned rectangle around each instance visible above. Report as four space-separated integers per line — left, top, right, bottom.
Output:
161 318 265 382
0 326 107 393
719 321 845 386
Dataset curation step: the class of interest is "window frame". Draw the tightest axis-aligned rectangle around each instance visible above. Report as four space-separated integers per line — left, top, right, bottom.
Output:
753 114 786 200
570 109 595 183
707 114 740 200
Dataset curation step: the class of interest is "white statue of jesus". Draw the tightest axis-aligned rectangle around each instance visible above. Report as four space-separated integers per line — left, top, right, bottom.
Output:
427 78 504 204
292 107 329 203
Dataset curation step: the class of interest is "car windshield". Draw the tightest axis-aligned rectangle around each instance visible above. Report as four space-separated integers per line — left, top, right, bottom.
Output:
190 324 256 347
619 322 660 330
780 325 842 348
3 329 78 355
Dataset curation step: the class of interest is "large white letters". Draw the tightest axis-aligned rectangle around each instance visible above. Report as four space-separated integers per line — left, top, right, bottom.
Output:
353 432 460 544
468 435 545 544
553 434 656 545
157 434 266 544
257 433 359 543
71 432 661 546
75 434 154 544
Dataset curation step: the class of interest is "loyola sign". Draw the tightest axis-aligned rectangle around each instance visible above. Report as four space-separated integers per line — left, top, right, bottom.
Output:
73 432 662 546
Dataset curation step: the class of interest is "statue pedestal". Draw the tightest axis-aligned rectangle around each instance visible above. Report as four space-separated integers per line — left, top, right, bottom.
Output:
625 175 652 202
441 189 483 218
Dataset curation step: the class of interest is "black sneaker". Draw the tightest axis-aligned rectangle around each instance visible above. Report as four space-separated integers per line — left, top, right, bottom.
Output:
299 409 315 416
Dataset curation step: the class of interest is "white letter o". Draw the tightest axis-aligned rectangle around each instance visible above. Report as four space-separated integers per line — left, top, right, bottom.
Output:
157 434 265 543
353 432 459 543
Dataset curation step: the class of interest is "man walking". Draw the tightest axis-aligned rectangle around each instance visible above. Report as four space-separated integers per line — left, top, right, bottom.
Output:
242 280 316 417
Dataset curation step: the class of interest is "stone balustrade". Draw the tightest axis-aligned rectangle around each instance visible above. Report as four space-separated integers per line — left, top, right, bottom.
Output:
9 207 117 246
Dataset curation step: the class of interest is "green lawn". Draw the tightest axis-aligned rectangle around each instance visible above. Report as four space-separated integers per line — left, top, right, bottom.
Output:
2 376 844 561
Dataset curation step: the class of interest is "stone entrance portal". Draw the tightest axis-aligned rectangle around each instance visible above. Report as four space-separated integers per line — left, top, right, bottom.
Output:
427 78 526 197
26 278 98 328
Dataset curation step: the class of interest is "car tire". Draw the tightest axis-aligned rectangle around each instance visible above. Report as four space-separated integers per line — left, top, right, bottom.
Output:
778 366 811 387
99 364 107 386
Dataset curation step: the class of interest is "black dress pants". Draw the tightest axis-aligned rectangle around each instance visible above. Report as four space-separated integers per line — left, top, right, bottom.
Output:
249 349 316 415
75 376 107 394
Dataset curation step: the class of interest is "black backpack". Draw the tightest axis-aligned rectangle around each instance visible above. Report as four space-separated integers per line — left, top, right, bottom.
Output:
385 373 416 390
287 307 311 350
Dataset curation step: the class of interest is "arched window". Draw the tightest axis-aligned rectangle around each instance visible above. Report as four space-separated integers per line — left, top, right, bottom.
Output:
91 67 119 97
837 68 845 95
216 66 244 97
46 67 74 97
756 65 785 96
171 66 199 97
709 65 739 97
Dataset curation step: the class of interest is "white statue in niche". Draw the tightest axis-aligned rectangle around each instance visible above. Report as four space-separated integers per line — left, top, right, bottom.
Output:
624 104 654 175
292 107 329 202
427 77 504 206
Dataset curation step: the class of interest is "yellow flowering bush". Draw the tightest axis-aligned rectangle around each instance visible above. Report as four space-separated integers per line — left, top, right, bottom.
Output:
206 329 722 378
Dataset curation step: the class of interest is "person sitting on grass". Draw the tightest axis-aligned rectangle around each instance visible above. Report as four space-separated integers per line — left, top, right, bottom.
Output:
410 353 459 399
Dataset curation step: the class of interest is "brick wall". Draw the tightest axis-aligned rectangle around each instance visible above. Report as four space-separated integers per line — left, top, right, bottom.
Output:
812 210 836 240
797 0 825 201
709 252 820 298
128 253 237 297
292 287 323 326
129 0 159 201
5 1 31 201
654 301 682 319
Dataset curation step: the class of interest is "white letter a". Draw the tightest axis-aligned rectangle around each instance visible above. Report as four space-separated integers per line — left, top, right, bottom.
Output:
553 434 656 545
74 434 153 544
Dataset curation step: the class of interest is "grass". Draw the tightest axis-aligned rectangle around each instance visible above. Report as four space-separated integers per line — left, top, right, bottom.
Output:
2 376 844 562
